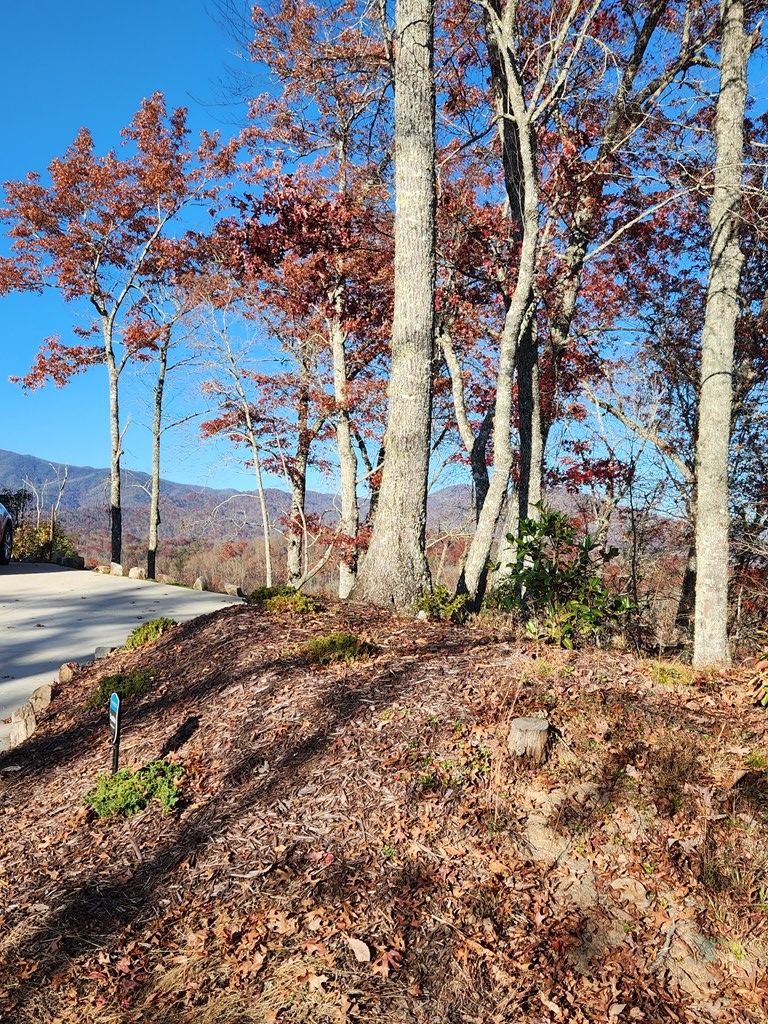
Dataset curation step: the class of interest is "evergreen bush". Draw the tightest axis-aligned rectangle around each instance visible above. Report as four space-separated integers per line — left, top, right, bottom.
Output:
487 502 633 647
124 617 177 649
84 759 184 817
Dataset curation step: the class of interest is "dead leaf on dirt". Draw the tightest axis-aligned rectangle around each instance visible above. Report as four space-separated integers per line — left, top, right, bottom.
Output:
538 989 561 1014
371 949 402 978
346 936 371 962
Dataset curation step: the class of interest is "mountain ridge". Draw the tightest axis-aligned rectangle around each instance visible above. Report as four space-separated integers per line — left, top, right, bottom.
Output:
0 448 475 539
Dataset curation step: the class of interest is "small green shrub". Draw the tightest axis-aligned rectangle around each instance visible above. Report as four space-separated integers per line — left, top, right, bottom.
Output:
87 668 157 710
416 585 469 623
84 759 184 818
246 585 319 614
486 502 633 647
124 617 177 649
301 631 376 666
266 591 319 614
247 584 295 606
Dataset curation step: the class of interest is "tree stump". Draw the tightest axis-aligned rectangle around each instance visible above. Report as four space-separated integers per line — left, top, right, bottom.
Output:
507 717 551 764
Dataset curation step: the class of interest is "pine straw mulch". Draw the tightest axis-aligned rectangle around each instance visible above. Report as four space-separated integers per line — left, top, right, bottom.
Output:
1 600 767 1024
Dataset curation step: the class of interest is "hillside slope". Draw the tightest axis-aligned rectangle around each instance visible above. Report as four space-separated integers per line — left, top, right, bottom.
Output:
1 604 766 1023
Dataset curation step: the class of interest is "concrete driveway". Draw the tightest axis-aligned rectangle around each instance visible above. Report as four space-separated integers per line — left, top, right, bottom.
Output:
0 563 240 749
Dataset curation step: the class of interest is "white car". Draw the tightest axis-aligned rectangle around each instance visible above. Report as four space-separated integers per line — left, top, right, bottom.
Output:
0 502 13 564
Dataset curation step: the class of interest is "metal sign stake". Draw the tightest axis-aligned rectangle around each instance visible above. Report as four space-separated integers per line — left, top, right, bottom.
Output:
109 692 122 775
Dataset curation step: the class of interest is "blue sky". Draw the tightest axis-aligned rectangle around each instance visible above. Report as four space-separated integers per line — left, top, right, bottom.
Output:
0 0 269 491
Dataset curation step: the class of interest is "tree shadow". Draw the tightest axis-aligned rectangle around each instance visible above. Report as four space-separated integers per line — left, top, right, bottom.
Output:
0 609 497 1020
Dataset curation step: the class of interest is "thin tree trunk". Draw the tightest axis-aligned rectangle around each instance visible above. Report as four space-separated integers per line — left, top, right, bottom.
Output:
492 318 544 583
458 3 539 604
351 0 436 608
516 318 544 519
285 351 313 586
675 542 696 632
693 0 750 668
252 446 273 588
331 315 360 598
147 339 168 579
439 328 493 521
105 337 123 568
287 456 308 586
222 334 273 587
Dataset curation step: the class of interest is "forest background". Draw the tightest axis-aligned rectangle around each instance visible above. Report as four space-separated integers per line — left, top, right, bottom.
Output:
1 0 767 669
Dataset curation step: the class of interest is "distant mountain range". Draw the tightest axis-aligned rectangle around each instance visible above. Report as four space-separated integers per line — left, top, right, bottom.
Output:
0 449 476 540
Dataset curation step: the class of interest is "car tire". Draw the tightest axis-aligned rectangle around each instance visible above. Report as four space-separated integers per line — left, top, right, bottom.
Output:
0 523 12 565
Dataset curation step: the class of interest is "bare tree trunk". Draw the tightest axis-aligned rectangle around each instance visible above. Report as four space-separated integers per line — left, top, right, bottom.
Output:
492 318 544 582
252 447 273 588
439 327 493 521
516 318 544 518
219 331 274 587
675 541 696 632
147 338 168 579
285 350 313 586
458 2 539 604
351 0 436 608
693 0 750 668
105 337 123 568
356 432 385 527
331 315 360 598
287 451 308 586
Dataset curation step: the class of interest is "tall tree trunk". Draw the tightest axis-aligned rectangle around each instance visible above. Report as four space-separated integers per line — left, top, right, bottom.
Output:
516 318 544 519
104 331 122 567
675 541 696 632
331 315 360 598
147 338 169 580
286 353 312 586
458 2 539 604
251 446 273 588
439 327 493 521
492 318 544 582
221 333 273 587
287 454 308 586
351 0 436 608
693 0 750 668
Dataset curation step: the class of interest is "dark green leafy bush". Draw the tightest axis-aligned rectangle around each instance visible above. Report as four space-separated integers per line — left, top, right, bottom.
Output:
124 617 177 649
247 585 319 614
84 759 184 817
247 584 295 605
416 585 469 622
87 669 157 710
486 502 633 647
301 631 376 666
266 591 319 614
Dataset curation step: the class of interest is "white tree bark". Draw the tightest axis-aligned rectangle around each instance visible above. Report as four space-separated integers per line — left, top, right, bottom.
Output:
147 335 168 579
331 315 360 598
693 0 751 668
351 0 436 608
459 2 540 602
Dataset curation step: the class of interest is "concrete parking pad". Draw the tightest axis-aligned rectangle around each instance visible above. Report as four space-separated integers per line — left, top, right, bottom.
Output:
0 562 240 749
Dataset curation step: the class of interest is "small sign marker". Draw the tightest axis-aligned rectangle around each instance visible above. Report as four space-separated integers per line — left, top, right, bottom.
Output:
109 692 121 775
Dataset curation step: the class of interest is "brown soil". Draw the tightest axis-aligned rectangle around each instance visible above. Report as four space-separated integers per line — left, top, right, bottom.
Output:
1 601 767 1023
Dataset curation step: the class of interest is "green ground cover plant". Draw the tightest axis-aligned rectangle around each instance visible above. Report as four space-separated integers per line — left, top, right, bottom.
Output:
124 617 177 649
247 585 319 614
300 631 376 666
87 668 157 710
84 759 184 818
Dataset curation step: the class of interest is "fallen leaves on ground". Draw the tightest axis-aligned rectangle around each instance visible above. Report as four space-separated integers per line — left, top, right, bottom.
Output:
1 601 767 1023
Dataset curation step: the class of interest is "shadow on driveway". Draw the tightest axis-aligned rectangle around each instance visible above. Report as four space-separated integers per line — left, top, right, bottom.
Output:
0 562 239 745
